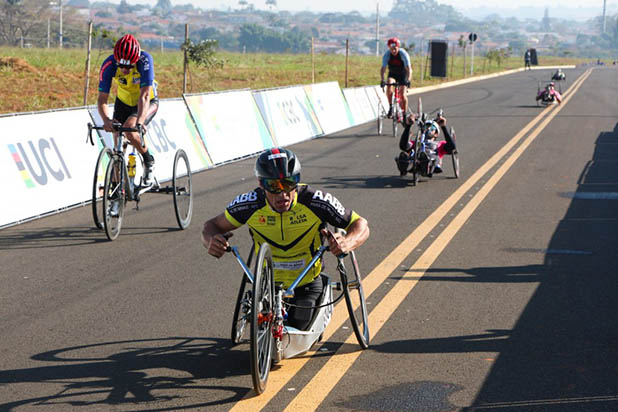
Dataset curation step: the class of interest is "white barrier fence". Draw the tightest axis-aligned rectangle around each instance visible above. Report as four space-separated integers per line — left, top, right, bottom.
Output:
1 82 382 228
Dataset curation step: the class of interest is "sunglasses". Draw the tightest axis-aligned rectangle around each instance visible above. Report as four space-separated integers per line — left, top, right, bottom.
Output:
261 176 300 194
118 64 134 70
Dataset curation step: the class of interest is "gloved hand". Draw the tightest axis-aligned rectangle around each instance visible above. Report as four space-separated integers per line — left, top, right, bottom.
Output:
380 80 386 88
403 79 411 87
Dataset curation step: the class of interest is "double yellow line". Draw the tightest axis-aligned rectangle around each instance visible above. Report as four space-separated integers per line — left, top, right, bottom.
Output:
230 68 593 412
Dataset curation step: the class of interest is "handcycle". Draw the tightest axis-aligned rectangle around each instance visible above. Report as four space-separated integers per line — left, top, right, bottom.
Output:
396 98 459 185
378 81 405 136
536 81 561 106
225 229 369 394
88 122 193 241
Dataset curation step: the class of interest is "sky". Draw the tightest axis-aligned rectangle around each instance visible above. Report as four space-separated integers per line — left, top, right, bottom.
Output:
119 0 615 19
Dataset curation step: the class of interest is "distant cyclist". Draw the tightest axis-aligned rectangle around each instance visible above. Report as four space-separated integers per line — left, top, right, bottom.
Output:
97 33 159 186
380 37 412 119
202 148 370 331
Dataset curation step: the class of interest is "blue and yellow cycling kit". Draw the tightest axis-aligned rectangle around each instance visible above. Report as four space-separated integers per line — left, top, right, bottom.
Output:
98 51 158 107
225 184 361 288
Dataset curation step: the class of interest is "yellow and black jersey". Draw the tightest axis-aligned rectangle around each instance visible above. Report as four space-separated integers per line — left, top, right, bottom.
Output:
224 184 361 287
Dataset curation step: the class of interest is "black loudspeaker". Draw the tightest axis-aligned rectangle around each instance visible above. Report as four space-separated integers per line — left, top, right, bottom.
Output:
430 40 448 78
530 48 538 65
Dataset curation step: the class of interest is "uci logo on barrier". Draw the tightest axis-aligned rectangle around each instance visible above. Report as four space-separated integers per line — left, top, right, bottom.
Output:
7 137 71 189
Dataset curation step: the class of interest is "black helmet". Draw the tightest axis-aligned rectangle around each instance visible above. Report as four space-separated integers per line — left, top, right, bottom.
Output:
255 148 301 180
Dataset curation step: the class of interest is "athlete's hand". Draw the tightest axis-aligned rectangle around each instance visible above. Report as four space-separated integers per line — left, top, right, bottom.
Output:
436 115 446 127
103 117 115 133
380 80 386 88
322 229 349 257
207 233 230 258
403 79 411 87
136 123 147 135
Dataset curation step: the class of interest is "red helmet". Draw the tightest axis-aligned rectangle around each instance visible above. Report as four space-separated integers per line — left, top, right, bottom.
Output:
114 34 141 65
387 37 400 47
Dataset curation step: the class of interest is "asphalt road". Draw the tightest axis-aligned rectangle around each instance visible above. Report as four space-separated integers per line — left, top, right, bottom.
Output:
1 66 617 412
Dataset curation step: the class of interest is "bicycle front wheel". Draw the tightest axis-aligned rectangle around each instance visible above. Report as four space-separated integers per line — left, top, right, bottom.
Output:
92 147 112 230
231 244 255 345
172 149 193 229
336 230 369 349
250 243 275 395
102 156 125 241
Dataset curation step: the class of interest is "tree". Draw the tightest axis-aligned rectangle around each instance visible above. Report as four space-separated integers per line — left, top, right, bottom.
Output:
389 0 463 26
153 0 172 17
0 0 50 46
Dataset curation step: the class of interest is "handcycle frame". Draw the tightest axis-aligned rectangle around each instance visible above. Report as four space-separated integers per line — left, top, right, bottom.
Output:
378 82 405 136
401 98 459 185
225 229 369 395
88 122 193 241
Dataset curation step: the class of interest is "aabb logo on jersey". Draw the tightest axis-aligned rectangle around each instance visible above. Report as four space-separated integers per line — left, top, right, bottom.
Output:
229 191 258 207
8 138 71 189
312 190 345 215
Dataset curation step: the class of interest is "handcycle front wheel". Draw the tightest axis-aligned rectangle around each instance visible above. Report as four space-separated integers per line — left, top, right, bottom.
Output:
250 243 275 395
102 155 125 241
450 127 460 179
172 149 193 229
336 230 370 349
92 147 113 230
231 244 255 345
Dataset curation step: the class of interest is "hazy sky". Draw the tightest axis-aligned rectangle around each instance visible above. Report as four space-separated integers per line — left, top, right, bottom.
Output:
121 0 614 14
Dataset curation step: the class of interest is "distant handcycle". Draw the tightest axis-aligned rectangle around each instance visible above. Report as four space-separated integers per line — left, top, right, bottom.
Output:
88 122 193 241
396 98 459 185
226 229 369 394
536 81 562 106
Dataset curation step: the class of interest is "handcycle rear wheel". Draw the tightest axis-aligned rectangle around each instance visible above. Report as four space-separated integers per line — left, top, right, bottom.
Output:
450 127 460 178
377 103 384 135
92 147 113 230
231 244 255 345
172 149 193 229
102 156 124 241
336 230 370 349
250 243 275 395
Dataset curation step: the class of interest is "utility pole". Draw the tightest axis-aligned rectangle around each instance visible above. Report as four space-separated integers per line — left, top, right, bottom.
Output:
59 0 63 48
47 18 50 48
375 1 380 56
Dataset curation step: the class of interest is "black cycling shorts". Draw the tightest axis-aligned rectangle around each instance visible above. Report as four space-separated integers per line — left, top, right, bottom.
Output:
387 70 407 85
113 97 159 126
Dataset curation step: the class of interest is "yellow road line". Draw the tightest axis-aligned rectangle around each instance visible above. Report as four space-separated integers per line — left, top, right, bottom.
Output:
282 68 592 412
228 69 591 411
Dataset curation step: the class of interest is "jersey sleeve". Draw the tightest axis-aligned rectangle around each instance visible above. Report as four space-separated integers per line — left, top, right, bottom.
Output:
138 51 155 88
400 49 411 67
382 51 390 68
299 185 361 230
98 55 116 93
224 189 264 227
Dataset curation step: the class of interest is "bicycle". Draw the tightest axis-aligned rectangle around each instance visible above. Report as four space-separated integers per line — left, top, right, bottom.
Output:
88 122 193 241
225 228 369 394
378 82 405 136
397 98 459 185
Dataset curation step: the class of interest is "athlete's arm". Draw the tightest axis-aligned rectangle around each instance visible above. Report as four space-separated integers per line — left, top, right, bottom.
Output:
321 216 369 257
136 85 151 131
202 213 239 258
97 91 115 132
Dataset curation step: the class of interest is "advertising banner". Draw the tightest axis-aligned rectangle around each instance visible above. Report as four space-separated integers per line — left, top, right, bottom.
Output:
253 86 323 146
1 109 100 227
373 85 390 109
184 90 274 164
343 87 375 125
303 82 354 135
364 86 381 118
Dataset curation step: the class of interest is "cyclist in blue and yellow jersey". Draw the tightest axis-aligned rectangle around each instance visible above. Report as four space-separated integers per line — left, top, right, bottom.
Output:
97 34 159 186
380 37 412 118
201 148 370 331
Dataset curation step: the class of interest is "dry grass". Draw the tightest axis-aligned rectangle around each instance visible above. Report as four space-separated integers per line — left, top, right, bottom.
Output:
0 47 588 115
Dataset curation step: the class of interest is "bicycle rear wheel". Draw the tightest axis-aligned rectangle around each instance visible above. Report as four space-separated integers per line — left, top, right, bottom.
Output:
92 147 112 230
102 156 124 241
377 103 383 135
392 110 399 136
231 244 255 345
250 243 275 395
450 127 459 178
172 149 193 229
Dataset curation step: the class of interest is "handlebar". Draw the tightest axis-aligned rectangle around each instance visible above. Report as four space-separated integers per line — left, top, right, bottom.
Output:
87 122 145 148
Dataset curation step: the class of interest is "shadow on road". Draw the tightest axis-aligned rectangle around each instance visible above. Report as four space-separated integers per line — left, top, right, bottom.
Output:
0 337 251 411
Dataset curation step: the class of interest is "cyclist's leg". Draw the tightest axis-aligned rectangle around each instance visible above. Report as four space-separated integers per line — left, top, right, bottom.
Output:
399 122 414 152
285 277 323 331
386 76 397 116
398 84 408 115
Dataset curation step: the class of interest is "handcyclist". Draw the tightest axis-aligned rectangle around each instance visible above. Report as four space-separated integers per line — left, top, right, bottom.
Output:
97 33 159 187
396 113 456 177
201 148 370 331
536 81 562 105
380 37 412 119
